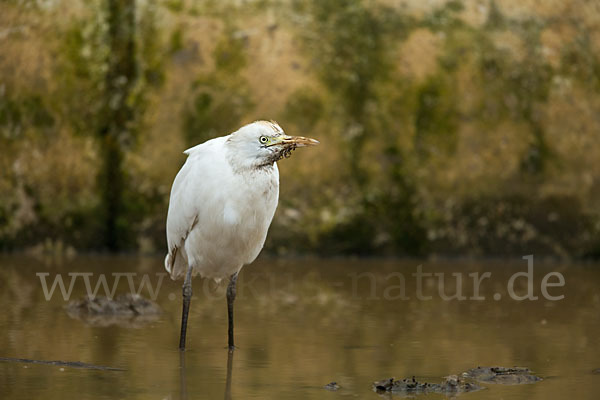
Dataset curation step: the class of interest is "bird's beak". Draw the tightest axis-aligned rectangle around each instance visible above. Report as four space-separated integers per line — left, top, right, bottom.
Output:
272 134 319 147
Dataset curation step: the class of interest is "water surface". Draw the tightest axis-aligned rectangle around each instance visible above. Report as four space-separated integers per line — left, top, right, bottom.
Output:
0 255 599 399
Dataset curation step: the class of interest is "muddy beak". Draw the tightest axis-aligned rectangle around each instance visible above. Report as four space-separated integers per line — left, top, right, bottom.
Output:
279 135 320 147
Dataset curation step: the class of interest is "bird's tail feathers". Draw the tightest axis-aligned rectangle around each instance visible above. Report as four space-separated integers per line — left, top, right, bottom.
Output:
164 249 188 280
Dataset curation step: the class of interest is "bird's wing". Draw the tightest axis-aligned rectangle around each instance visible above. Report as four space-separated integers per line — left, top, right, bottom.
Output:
164 137 228 279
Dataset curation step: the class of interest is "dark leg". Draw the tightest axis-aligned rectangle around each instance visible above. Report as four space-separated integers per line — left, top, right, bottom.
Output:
226 272 239 352
179 265 194 350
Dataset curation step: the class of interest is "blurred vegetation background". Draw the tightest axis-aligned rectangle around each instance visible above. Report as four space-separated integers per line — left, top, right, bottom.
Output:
1 0 599 258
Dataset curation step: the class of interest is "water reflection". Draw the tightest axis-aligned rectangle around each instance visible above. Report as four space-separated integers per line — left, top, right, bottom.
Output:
224 351 233 400
0 255 599 400
179 351 188 400
178 350 233 400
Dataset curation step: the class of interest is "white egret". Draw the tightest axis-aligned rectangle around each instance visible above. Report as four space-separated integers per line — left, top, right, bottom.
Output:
165 120 318 351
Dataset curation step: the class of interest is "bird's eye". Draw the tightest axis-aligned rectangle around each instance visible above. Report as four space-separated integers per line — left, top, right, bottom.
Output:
259 136 268 144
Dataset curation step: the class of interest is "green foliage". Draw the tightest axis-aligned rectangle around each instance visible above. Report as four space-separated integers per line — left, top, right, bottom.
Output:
213 31 247 74
480 18 553 174
183 26 254 145
484 0 506 30
136 0 167 90
560 26 600 91
422 0 465 31
414 74 459 158
431 194 594 257
432 4 555 174
54 0 166 250
285 0 428 255
0 93 54 139
292 0 399 185
283 89 323 132
294 0 388 107
169 28 184 54
164 0 184 13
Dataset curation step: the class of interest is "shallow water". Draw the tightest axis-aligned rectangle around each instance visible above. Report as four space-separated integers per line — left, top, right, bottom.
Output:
0 254 599 399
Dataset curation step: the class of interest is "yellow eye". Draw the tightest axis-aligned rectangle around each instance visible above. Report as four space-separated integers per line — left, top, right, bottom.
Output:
259 136 269 144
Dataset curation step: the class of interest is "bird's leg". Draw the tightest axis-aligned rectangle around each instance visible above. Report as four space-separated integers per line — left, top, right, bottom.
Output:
179 265 194 351
226 272 239 352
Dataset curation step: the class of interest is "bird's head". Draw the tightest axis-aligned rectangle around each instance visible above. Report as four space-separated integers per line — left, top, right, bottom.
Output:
226 121 319 171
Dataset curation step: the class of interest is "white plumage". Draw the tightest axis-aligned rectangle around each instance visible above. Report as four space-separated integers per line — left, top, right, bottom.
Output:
164 120 318 350
165 134 279 282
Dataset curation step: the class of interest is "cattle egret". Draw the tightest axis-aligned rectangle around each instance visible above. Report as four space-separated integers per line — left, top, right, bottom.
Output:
165 121 319 351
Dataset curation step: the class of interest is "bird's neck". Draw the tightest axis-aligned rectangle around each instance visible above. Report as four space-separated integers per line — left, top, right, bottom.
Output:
226 148 276 174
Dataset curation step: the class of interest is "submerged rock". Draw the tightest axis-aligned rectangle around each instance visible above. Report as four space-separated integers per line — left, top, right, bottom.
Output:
66 294 161 327
373 376 482 395
324 382 340 391
462 366 542 384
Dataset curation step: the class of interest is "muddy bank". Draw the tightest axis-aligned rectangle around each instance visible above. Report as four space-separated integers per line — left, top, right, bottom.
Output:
373 375 482 395
65 294 161 327
372 366 542 396
463 366 542 384
323 382 340 391
0 357 125 371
